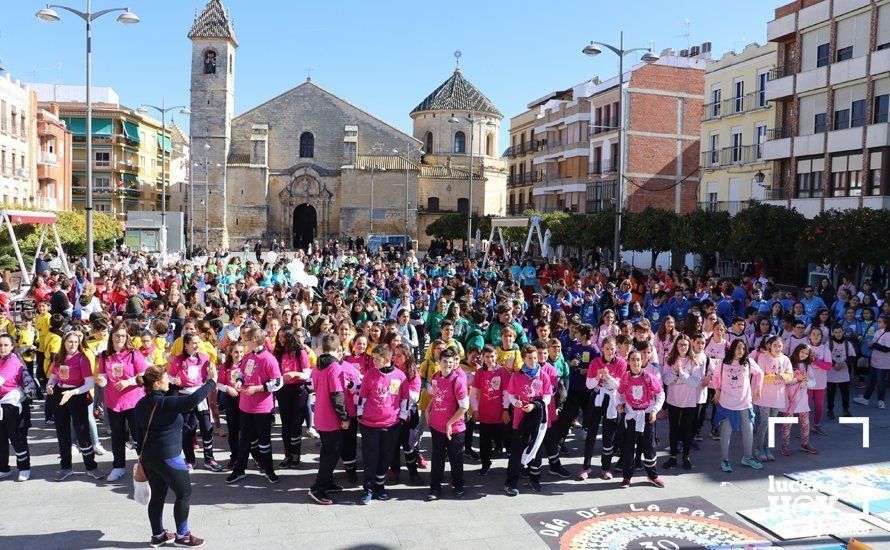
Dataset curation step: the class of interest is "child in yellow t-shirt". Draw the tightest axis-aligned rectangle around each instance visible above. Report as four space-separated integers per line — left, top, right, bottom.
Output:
150 318 170 369
418 339 447 411
495 326 522 372
40 314 65 378
35 301 51 346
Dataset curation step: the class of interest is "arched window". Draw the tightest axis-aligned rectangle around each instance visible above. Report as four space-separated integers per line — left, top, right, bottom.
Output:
454 131 466 153
425 132 433 154
486 133 494 156
427 197 440 212
203 50 217 74
457 198 469 213
299 132 314 158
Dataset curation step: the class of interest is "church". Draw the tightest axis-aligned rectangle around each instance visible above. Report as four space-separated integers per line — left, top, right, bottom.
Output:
187 0 507 250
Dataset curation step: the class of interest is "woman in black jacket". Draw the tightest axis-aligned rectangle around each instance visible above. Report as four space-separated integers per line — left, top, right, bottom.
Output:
134 364 216 548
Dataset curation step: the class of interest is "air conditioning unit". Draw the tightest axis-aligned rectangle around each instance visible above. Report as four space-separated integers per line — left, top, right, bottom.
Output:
702 42 712 53
17 168 26 177
690 46 701 57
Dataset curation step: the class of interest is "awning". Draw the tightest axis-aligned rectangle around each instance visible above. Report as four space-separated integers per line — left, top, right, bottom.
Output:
121 173 139 183
62 117 113 136
157 134 172 152
123 121 140 142
2 210 58 224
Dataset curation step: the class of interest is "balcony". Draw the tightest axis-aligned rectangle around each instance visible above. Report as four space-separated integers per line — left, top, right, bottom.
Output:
505 141 541 157
591 119 619 135
700 144 762 168
507 203 535 215
71 186 112 196
507 172 542 187
0 115 7 134
589 160 617 175
702 91 770 122
38 152 58 166
763 186 792 201
765 66 794 101
114 187 141 198
586 180 618 213
697 200 752 216
34 196 59 211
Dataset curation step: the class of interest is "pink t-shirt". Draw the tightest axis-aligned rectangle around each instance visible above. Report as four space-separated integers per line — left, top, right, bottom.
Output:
427 370 468 434
168 353 211 388
754 353 792 409
540 362 559 428
785 364 810 414
587 356 628 391
807 343 832 390
713 360 764 411
472 366 509 424
52 352 92 388
506 369 553 429
617 371 662 411
344 354 373 376
0 354 23 398
98 349 147 412
704 338 729 364
340 361 362 417
827 340 854 384
238 349 282 414
311 361 345 432
218 361 242 390
359 367 408 428
662 357 704 409
280 349 311 385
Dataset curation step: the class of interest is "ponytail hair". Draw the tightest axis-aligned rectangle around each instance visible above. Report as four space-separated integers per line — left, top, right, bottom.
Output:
136 365 166 391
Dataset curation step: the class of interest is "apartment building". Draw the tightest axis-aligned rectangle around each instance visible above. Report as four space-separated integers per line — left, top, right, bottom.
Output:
762 0 890 216
27 84 172 219
0 71 37 207
505 98 548 214
35 104 73 211
699 42 778 215
515 46 707 216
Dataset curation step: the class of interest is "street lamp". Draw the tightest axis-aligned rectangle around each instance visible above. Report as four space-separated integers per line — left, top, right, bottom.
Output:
754 170 766 184
137 100 189 260
192 155 220 252
36 2 140 281
449 112 495 257
369 163 385 237
392 144 424 253
582 32 659 272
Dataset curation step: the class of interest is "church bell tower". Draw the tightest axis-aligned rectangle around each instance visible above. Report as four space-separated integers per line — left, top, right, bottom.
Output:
188 0 237 250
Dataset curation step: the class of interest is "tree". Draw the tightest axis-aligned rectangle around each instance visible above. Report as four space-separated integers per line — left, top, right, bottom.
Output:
0 205 123 261
729 202 805 267
622 207 678 269
672 209 731 269
800 207 890 277
425 213 492 246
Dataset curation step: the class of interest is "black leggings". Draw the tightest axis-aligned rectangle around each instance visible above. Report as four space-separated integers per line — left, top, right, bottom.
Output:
219 392 241 460
553 390 589 443
277 384 309 460
108 408 139 469
0 403 30 472
51 391 96 471
582 396 610 468
668 404 697 457
182 408 214 464
341 417 358 473
234 411 273 475
143 454 192 537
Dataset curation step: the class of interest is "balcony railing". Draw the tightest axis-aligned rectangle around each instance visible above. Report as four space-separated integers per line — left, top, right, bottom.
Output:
697 200 752 216
766 127 791 141
505 141 542 157
702 91 770 121
114 187 141 198
72 186 113 196
507 172 542 186
0 115 7 134
507 203 535 215
701 144 762 168
34 196 59 211
591 120 619 135
767 66 788 81
39 152 58 165
589 160 617 175
764 186 791 200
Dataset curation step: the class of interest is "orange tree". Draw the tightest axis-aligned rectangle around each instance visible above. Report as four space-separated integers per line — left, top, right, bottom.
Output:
800 207 890 277
622 206 678 269
728 202 805 267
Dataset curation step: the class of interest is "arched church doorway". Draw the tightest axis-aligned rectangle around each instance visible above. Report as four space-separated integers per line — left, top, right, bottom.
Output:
292 203 317 249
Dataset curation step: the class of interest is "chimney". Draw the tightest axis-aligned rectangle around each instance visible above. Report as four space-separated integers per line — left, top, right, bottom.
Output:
591 76 601 85
660 48 675 57
51 103 59 116
690 45 701 57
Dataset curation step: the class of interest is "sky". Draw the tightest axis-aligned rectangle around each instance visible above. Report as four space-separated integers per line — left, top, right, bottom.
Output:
2 0 777 146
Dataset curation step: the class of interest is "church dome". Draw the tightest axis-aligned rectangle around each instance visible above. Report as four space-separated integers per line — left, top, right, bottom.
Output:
410 69 502 118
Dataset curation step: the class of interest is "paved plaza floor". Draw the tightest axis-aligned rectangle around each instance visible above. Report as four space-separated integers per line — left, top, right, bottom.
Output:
2 400 889 549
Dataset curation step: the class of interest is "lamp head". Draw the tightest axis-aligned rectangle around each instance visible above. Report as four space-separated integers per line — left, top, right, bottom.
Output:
582 42 601 57
179 107 191 116
448 116 462 124
641 50 660 64
754 170 766 184
136 106 149 116
36 6 60 22
203 143 211 151
117 9 140 25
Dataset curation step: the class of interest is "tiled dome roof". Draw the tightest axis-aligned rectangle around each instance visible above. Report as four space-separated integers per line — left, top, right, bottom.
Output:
411 70 501 117
188 0 238 46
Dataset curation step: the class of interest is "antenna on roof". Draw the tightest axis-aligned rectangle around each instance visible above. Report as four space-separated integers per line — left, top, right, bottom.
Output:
677 18 692 50
454 50 462 72
306 66 312 82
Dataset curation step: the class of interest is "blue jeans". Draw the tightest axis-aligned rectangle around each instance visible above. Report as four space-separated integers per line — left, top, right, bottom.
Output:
863 368 887 401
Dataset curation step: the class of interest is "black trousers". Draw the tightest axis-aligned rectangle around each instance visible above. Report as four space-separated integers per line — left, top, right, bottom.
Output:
507 428 542 485
478 422 502 466
827 382 850 413
390 419 420 475
143 454 192 537
234 411 273 475
107 408 139 469
312 429 344 494
620 417 657 479
278 384 309 460
430 427 464 492
219 392 241 460
0 403 30 472
181 408 214 464
582 395 610 468
51 391 96 471
696 389 716 433
359 423 401 491
600 417 620 471
463 417 476 452
553 390 590 443
668 404 697 457
341 416 358 473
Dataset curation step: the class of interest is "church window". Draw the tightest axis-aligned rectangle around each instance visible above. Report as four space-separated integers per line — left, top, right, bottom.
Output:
300 132 314 158
486 133 494 156
229 54 233 74
427 197 440 212
457 198 469 213
425 132 433 154
454 131 466 154
203 50 217 74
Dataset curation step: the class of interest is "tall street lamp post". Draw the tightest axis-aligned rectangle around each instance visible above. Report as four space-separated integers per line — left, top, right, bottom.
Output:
449 112 495 258
582 32 659 272
137 99 189 260
36 2 140 281
392 144 424 253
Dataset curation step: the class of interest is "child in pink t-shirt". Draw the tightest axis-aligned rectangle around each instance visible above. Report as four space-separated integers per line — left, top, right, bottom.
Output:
425 347 468 501
827 325 855 418
712 339 764 473
308 334 349 505
806 327 833 434
615 349 665 488
470 345 509 476
579 337 627 480
782 343 819 456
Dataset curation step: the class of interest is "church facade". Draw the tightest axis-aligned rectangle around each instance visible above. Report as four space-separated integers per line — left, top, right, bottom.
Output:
187 0 507 251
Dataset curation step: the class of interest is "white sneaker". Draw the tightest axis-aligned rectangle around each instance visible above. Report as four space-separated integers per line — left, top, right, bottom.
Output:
307 427 319 439
93 443 107 456
17 470 30 482
106 467 126 482
853 396 870 406
879 401 886 410
0 471 11 479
